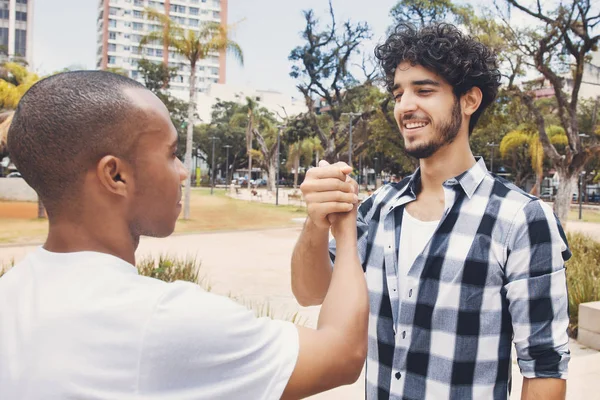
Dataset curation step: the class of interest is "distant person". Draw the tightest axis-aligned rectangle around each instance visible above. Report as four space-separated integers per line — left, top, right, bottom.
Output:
0 71 368 399
291 23 570 399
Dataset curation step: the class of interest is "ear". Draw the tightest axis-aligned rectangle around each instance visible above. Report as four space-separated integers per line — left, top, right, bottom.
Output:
461 86 483 117
96 155 133 198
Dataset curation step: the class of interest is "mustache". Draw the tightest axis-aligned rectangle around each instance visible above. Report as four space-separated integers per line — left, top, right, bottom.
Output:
402 114 430 122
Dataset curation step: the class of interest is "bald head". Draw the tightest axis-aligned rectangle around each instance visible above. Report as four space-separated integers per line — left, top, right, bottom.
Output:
7 71 151 212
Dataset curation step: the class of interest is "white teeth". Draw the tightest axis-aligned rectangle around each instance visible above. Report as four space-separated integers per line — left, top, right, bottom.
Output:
404 122 428 129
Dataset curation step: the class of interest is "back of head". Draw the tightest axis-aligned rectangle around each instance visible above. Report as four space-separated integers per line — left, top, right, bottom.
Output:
7 71 146 214
375 22 501 133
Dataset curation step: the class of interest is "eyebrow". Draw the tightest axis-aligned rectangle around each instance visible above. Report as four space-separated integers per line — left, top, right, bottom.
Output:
391 79 441 92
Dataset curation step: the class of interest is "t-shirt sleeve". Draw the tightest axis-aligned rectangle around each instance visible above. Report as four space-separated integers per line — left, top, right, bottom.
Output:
137 281 299 400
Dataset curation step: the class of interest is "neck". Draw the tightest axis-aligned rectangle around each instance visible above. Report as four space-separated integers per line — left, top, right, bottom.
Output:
44 215 139 266
418 133 476 194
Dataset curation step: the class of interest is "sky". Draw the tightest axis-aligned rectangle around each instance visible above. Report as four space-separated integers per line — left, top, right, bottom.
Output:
32 0 397 98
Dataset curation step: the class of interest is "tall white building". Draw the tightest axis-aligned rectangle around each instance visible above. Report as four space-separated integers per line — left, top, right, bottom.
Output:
96 0 227 99
0 0 34 65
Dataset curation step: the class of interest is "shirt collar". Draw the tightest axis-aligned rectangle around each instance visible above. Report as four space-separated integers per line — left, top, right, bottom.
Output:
399 157 488 200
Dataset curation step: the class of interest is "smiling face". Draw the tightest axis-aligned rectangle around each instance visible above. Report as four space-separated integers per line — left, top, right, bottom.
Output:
392 62 464 159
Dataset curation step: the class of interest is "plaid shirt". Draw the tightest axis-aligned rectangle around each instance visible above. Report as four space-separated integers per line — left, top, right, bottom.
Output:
329 158 571 399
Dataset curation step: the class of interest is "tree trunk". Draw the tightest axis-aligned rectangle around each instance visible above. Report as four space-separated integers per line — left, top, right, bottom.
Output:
183 61 197 220
247 153 252 190
554 169 576 227
37 197 45 219
293 152 300 189
267 159 276 192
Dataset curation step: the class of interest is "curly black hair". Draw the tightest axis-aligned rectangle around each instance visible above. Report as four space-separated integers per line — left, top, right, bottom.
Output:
374 23 501 134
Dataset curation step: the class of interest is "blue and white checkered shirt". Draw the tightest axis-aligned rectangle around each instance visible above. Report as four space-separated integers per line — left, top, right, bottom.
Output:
329 158 571 399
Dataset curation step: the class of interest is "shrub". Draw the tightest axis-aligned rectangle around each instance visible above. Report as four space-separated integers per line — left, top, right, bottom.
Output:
137 254 211 291
565 233 600 337
0 258 14 279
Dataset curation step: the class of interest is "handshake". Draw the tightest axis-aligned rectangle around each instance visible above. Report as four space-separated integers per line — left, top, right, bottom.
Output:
300 160 360 239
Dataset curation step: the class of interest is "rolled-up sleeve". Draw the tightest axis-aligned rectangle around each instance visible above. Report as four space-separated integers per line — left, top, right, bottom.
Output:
504 200 571 379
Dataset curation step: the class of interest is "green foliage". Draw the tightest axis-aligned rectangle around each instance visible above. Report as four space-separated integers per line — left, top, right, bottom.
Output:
137 254 211 290
565 233 600 337
389 0 471 28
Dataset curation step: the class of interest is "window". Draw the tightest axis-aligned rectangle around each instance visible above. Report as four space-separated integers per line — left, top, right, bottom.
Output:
133 22 144 30
108 43 116 52
108 56 116 64
14 29 26 57
134 0 144 6
0 9 8 20
133 10 143 18
109 7 118 15
156 48 163 57
146 48 154 56
212 0 220 7
123 46 131 51
0 27 8 51
16 0 27 3
16 11 27 21
189 7 199 15
188 18 199 27
131 71 139 79
213 11 220 19
109 31 117 40
108 19 117 28
124 34 130 39
210 67 219 75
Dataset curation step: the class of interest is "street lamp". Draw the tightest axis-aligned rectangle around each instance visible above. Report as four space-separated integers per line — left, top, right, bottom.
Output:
486 142 499 173
579 170 586 220
210 136 218 195
342 112 361 168
223 145 232 186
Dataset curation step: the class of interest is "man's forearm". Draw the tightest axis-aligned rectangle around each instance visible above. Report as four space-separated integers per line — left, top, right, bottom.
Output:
291 217 333 306
521 378 566 400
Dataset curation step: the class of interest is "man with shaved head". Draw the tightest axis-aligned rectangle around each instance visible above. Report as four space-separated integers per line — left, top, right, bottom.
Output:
0 71 368 399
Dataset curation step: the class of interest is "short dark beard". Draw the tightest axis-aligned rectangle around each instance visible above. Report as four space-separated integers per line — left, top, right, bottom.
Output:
405 98 462 159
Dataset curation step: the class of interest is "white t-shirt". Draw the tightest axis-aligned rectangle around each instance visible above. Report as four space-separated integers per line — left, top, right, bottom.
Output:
398 209 439 298
0 248 299 400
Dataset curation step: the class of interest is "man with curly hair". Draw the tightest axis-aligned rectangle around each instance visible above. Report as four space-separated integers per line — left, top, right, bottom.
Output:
291 23 570 399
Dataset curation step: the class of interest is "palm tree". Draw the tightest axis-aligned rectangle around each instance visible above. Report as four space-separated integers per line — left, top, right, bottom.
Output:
140 9 243 220
500 125 567 195
286 137 324 188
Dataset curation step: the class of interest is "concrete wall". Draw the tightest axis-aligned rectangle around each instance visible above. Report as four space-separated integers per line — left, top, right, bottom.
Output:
0 178 38 201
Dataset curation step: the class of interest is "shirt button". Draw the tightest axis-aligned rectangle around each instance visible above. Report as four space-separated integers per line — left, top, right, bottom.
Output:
395 371 402 380
409 289 413 297
402 331 406 339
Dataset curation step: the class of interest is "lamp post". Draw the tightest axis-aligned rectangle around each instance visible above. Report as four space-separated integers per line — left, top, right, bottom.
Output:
486 142 499 173
342 112 361 168
579 170 586 220
223 145 232 186
210 136 217 195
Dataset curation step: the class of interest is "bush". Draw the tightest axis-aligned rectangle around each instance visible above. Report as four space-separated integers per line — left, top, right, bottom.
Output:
0 258 14 279
566 233 600 337
137 254 211 291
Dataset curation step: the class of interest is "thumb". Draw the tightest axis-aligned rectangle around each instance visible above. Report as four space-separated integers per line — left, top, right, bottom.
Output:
318 160 330 167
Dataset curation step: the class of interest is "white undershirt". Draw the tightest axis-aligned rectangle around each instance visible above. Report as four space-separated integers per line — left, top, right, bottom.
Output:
398 209 439 298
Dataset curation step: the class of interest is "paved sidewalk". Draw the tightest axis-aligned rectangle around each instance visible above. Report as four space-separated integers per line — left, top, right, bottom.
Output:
1 226 599 399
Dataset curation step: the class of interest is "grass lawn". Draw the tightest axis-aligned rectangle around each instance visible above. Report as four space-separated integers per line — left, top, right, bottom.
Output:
568 208 600 224
0 188 306 245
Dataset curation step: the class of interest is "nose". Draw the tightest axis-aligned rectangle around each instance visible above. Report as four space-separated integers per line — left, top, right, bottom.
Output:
394 91 418 117
178 158 189 182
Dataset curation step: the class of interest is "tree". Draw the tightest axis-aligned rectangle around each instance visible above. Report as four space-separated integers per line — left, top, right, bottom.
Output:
496 0 600 225
193 100 247 184
0 63 45 218
389 0 471 27
289 0 371 161
141 8 243 220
